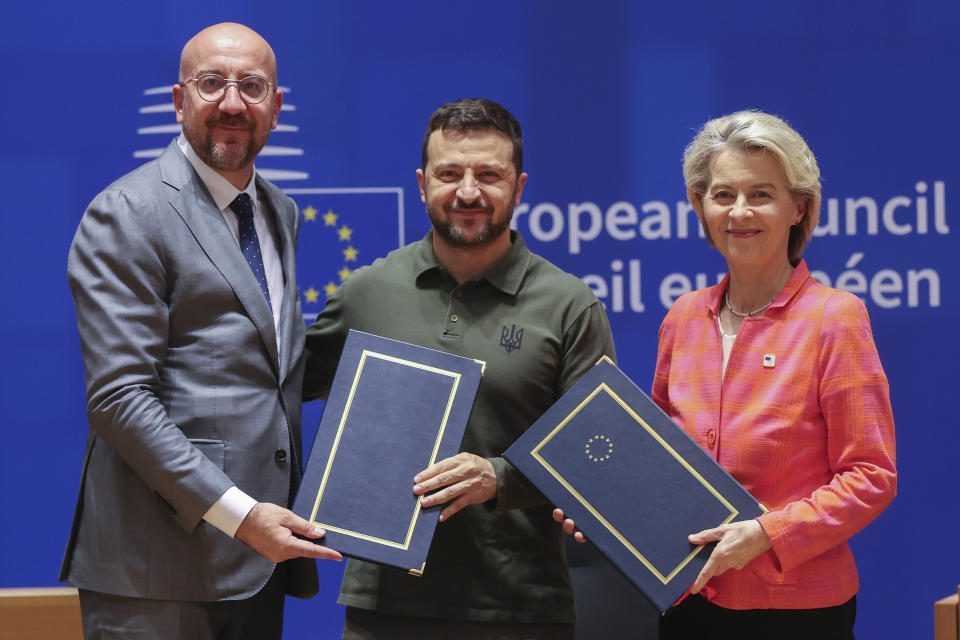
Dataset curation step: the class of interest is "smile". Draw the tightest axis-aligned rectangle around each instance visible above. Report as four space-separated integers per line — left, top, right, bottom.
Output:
447 206 492 216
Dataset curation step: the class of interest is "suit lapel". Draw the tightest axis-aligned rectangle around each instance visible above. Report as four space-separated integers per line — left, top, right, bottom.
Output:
158 142 281 376
258 175 300 382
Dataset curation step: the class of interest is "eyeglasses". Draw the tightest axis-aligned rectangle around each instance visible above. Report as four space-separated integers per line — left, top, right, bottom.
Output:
183 73 274 104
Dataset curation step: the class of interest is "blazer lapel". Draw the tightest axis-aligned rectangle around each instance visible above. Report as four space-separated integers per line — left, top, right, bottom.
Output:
258 175 300 382
158 142 281 376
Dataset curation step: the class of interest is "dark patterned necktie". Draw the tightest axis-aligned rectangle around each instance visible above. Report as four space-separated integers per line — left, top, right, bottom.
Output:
230 193 272 308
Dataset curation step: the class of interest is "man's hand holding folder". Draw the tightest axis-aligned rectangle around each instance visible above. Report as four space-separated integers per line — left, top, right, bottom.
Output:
414 453 498 522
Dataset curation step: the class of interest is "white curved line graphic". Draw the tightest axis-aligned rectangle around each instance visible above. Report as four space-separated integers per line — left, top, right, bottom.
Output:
258 169 310 181
138 124 182 134
258 146 304 156
140 104 176 114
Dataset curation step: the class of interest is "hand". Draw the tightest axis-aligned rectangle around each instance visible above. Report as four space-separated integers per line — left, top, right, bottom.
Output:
687 519 771 594
552 508 587 543
413 453 497 522
235 503 343 564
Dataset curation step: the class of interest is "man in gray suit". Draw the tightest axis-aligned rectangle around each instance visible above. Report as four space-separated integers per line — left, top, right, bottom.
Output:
62 22 341 639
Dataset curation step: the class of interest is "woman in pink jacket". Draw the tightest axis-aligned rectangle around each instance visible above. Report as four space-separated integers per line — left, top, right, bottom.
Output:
560 110 896 639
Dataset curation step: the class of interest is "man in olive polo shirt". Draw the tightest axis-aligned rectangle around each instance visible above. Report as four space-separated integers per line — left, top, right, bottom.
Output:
304 98 615 639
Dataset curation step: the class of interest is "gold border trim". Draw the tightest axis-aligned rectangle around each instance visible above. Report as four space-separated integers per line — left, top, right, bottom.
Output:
308 349 462 549
530 383 740 585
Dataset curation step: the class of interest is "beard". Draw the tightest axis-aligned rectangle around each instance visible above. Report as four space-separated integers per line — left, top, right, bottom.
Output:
427 191 516 249
184 114 271 172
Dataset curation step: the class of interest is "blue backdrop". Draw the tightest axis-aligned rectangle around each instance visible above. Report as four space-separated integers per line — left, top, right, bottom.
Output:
2 1 957 637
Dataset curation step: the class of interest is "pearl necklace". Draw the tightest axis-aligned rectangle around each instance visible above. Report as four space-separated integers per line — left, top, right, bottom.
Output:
724 290 775 317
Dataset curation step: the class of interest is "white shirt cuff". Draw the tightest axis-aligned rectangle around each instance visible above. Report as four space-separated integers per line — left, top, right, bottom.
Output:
202 486 258 538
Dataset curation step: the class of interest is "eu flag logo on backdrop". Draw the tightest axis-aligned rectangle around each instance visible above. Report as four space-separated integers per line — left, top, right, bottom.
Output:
287 189 404 321
134 82 405 322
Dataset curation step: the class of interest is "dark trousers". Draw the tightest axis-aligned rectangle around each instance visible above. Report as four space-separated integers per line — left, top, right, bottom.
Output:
77 568 285 640
659 593 856 640
342 606 575 640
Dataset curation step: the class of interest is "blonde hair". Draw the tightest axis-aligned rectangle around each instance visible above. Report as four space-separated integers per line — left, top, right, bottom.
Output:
683 110 821 262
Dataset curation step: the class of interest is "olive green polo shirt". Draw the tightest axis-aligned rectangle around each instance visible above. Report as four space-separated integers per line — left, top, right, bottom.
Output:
304 230 616 623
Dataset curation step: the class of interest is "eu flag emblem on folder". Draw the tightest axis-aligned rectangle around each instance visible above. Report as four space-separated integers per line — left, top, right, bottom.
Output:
293 330 484 575
503 358 765 613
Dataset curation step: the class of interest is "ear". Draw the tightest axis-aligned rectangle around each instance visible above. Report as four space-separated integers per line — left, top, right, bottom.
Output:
173 84 185 124
271 89 283 130
687 187 714 248
794 199 807 225
687 187 704 215
416 168 427 204
514 172 528 205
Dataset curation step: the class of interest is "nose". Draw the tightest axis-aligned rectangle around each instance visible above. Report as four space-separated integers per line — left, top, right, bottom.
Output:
456 170 481 203
219 83 246 114
729 193 752 220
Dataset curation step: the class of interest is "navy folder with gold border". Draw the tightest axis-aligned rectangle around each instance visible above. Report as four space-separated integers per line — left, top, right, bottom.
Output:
293 330 484 575
503 358 765 613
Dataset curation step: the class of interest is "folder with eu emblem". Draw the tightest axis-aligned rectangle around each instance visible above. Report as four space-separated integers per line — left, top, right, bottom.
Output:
293 330 484 575
503 357 765 613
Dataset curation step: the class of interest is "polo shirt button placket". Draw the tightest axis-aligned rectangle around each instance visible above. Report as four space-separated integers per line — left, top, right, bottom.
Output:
443 289 463 337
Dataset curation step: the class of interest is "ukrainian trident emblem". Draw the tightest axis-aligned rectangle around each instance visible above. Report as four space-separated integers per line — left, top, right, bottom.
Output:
499 324 524 353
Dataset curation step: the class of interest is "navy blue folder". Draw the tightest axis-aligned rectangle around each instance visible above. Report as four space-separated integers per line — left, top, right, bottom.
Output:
503 357 765 613
293 330 484 575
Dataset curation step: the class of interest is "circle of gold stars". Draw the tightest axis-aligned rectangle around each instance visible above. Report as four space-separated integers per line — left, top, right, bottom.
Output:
585 435 613 462
301 204 358 303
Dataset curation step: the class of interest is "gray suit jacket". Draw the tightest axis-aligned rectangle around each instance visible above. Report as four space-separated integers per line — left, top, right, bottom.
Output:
61 140 317 601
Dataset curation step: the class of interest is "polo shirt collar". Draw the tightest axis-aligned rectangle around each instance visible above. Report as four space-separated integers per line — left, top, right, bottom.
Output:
413 230 533 295
704 259 812 313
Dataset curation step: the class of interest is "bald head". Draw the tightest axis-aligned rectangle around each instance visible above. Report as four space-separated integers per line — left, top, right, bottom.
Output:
173 22 282 188
180 22 277 84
